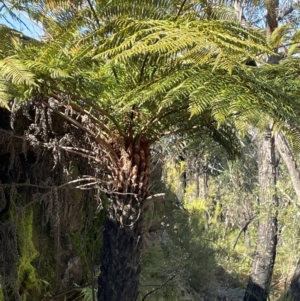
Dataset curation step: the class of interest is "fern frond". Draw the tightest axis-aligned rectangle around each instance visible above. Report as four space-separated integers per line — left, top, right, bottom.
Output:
93 19 270 69
0 56 36 86
0 79 10 108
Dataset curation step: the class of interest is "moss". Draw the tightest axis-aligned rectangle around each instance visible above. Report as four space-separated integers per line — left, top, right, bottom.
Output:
0 288 4 301
15 208 41 300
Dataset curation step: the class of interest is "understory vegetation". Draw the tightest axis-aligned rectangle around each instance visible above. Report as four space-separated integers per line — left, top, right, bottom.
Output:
136 138 300 301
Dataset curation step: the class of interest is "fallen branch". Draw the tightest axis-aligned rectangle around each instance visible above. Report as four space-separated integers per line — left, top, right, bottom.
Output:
233 216 256 249
143 193 166 210
141 274 177 301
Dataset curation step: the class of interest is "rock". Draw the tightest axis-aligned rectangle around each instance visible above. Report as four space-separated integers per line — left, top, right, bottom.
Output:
62 255 83 287
216 286 245 301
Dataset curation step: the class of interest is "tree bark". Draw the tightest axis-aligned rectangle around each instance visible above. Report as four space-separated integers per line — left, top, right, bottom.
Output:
244 128 278 301
275 132 300 201
275 134 300 299
97 138 150 301
244 1 279 300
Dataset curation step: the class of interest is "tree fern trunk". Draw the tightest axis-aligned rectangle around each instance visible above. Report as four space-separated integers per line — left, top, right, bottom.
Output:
244 128 278 301
97 138 150 301
98 217 142 301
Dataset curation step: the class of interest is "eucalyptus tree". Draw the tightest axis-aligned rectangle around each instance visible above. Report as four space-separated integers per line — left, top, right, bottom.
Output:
0 1 299 300
231 2 300 301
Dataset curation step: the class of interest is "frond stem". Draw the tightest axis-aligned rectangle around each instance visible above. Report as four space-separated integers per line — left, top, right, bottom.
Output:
64 100 114 138
50 91 123 135
86 0 101 27
42 100 119 167
176 0 188 19
142 105 189 133
159 124 202 138
112 66 120 84
139 54 149 83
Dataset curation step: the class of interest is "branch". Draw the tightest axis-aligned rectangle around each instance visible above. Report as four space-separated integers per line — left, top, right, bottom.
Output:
112 66 120 84
58 146 104 163
0 177 97 190
145 193 166 201
0 129 114 174
277 186 300 209
141 274 177 301
232 216 256 249
160 125 200 138
1 178 140 213
233 0 247 23
45 283 95 301
278 6 294 21
2 1 53 39
80 97 123 136
143 193 166 210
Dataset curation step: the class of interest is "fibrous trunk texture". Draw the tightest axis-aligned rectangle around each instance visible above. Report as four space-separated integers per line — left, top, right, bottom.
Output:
98 138 150 301
244 128 278 301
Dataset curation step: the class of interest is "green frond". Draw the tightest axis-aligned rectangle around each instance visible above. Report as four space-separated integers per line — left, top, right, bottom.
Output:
269 23 292 48
0 56 36 86
284 126 300 153
2 0 300 150
94 0 178 21
93 19 270 69
0 80 10 108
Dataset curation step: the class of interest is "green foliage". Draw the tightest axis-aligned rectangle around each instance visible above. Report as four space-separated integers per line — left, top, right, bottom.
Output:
15 208 42 300
0 0 293 146
140 199 216 300
78 287 97 301
0 0 299 162
160 132 300 299
161 140 257 288
139 246 182 301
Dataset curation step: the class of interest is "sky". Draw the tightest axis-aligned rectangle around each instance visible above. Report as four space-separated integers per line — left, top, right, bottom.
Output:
0 5 44 39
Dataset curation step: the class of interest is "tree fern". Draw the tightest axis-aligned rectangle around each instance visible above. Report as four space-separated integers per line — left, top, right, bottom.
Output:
1 2 300 300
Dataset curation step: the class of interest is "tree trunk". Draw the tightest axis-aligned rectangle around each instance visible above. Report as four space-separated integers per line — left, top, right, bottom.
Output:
244 1 279 300
97 138 150 301
98 217 142 301
244 128 278 301
275 133 300 299
275 132 300 201
195 158 207 200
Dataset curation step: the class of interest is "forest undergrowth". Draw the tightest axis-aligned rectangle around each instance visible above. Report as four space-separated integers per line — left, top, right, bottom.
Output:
136 138 300 301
